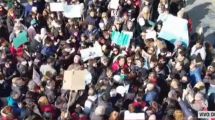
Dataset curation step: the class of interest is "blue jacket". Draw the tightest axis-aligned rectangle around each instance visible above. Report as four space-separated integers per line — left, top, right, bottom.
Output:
189 67 202 87
144 90 158 105
7 97 21 117
41 46 57 57
24 4 33 17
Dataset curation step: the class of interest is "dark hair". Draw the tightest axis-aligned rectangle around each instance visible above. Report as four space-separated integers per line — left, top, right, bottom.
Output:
117 56 126 61
178 50 186 57
150 55 157 63
208 93 215 110
196 39 203 45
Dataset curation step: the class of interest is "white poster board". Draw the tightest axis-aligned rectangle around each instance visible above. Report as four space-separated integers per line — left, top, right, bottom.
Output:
80 42 103 61
63 4 84 18
124 111 145 120
50 3 64 12
109 0 120 9
158 14 189 47
145 30 157 40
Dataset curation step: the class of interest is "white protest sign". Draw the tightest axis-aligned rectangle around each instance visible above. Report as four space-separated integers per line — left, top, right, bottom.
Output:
32 68 41 86
109 0 120 9
124 111 145 120
63 4 84 18
62 69 89 91
80 42 103 61
145 30 157 40
50 3 64 12
158 14 189 47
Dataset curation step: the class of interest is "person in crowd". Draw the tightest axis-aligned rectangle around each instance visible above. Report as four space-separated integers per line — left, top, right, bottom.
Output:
12 0 25 19
6 8 16 33
0 5 7 24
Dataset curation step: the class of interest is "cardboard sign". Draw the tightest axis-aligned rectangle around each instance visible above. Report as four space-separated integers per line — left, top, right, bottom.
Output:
62 70 88 91
109 0 120 9
63 4 83 18
124 111 145 120
13 31 29 49
50 3 64 12
158 15 189 47
111 31 133 48
80 42 103 61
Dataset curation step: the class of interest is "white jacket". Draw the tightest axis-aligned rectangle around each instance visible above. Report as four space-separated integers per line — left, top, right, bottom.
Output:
191 45 206 61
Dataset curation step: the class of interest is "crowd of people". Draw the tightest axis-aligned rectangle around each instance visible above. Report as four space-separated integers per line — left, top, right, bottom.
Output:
0 0 215 120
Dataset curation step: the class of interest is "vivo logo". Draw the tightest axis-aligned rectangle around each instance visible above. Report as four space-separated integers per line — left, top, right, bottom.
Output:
198 111 215 118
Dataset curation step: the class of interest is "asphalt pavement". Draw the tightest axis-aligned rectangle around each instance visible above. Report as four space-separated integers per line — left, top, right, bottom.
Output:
185 0 215 46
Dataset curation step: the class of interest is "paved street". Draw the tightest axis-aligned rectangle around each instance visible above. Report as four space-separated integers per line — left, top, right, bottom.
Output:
185 0 215 46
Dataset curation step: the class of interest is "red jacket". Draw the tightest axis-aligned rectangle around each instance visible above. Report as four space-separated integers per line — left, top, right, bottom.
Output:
10 45 24 57
112 61 128 74
71 112 89 120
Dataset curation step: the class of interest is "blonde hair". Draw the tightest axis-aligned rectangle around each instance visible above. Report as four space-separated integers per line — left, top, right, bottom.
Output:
38 96 49 106
155 40 167 50
174 110 184 120
7 8 14 17
139 6 150 20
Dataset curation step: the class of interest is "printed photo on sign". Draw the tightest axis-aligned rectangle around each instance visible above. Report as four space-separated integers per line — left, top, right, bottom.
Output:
80 42 103 61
